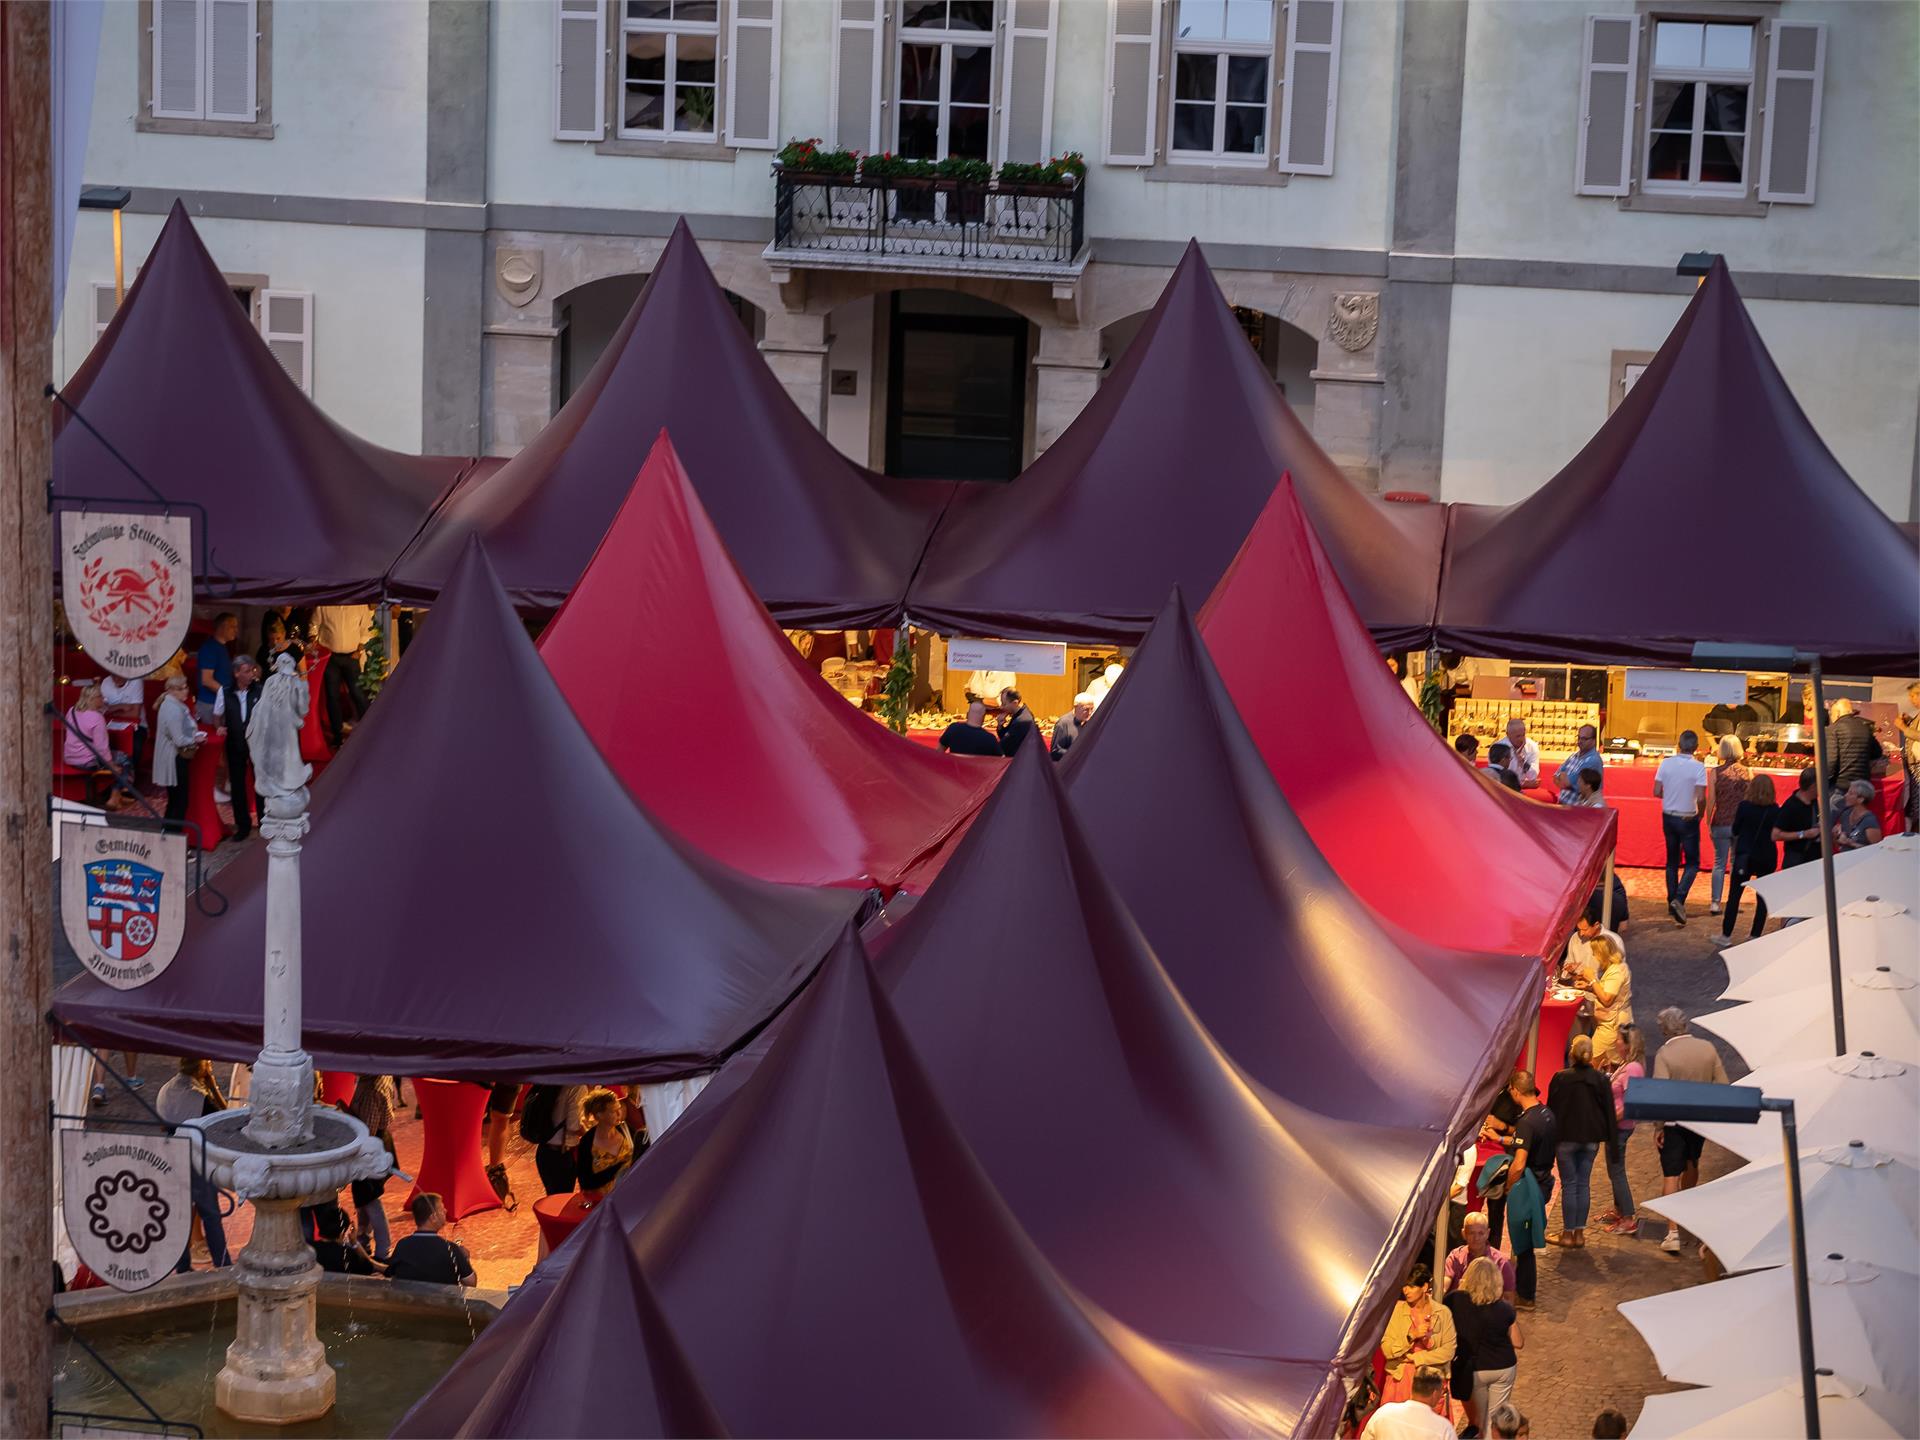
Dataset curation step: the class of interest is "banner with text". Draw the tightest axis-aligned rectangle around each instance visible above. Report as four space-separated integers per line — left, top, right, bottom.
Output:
60 510 192 678
60 1129 192 1291
947 638 1068 677
1623 669 1750 707
60 822 187 989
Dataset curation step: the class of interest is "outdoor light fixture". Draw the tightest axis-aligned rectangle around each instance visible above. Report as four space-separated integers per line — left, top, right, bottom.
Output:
1625 1076 1820 1438
78 185 133 305
1693 640 1847 1057
1677 250 1718 277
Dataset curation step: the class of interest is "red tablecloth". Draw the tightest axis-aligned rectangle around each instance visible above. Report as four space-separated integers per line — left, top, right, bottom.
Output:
532 1193 589 1261
1533 990 1583 1092
319 1072 357 1108
405 1078 501 1221
300 650 334 763
183 730 227 851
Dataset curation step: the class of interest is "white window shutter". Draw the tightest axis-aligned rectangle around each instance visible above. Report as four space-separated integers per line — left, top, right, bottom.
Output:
1277 0 1342 175
554 0 607 141
259 290 312 396
998 0 1058 164
152 0 204 119
1575 14 1638 196
726 0 781 149
1759 21 1824 204
204 0 256 121
1102 0 1160 166
830 0 885 153
91 284 119 344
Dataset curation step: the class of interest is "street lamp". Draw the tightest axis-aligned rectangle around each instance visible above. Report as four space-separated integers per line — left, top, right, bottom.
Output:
78 185 131 306
1625 1076 1820 1438
1677 251 1718 282
1692 641 1846 1057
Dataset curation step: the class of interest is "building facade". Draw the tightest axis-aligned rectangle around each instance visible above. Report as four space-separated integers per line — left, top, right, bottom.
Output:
57 0 1920 518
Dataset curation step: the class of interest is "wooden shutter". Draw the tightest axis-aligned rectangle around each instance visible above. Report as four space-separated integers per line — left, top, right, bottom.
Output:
152 0 204 119
1103 0 1160 166
830 0 885 153
204 0 256 122
1759 20 1824 204
726 0 781 149
259 290 312 395
1575 14 1638 196
91 284 119 345
998 0 1058 163
553 0 607 141
1278 0 1342 175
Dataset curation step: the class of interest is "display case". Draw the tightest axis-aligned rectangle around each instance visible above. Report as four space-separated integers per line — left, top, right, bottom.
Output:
1447 697 1602 756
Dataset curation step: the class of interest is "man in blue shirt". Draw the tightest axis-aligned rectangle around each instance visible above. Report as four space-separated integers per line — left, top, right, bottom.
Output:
195 613 239 722
1554 724 1605 804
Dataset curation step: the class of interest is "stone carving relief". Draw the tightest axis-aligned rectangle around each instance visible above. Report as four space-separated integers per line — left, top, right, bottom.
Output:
496 249 543 308
1328 292 1380 353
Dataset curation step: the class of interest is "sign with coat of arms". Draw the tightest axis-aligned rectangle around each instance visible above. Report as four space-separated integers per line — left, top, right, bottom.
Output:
60 822 187 989
59 510 193 678
60 1129 192 1291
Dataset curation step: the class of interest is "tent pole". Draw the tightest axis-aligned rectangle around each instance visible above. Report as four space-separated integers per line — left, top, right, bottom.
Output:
1524 1000 1540 1076
1600 850 1615 930
1432 1193 1447 1288
1808 659 1846 1056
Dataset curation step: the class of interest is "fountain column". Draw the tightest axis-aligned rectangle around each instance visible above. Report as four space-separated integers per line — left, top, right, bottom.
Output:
185 655 390 1426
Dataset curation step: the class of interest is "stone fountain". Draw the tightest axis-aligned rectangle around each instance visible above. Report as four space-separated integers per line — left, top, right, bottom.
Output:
182 654 391 1425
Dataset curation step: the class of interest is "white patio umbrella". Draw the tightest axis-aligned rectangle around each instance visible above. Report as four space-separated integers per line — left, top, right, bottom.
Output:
1631 1373 1915 1439
1642 1141 1919 1276
1687 1053 1918 1164
1722 898 1920 1002
1747 833 1919 918
1695 968 1919 1069
1619 1255 1919 1402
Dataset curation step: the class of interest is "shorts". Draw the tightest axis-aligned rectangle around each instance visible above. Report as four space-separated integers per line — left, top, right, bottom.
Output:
1659 1123 1706 1177
487 1083 520 1115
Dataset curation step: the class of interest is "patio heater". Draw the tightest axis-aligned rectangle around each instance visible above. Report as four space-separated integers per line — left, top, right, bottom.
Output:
1624 1076 1819 1438
1692 641 1846 1056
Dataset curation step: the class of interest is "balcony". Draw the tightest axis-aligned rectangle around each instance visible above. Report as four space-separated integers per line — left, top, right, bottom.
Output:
767 167 1088 283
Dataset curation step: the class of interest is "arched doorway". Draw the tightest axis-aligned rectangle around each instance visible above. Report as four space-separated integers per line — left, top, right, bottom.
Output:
555 273 763 403
1098 304 1316 432
884 290 1032 481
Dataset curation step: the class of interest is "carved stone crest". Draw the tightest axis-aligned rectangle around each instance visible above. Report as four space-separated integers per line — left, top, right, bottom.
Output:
496 249 543 308
1328 292 1380 353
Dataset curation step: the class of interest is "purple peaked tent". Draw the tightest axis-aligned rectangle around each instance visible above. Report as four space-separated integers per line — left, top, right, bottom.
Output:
55 202 471 603
904 240 1443 645
52 537 860 1081
387 220 950 625
1434 258 1920 671
400 927 1267 1438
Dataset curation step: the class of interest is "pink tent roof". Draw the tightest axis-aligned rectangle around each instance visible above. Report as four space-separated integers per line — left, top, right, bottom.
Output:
387 220 950 626
537 432 1002 892
904 240 1443 646
1201 475 1615 960
55 202 470 603
1434 259 1920 671
53 537 861 1082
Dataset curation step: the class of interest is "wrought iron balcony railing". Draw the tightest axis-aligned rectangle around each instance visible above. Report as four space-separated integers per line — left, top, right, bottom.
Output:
769 167 1087 273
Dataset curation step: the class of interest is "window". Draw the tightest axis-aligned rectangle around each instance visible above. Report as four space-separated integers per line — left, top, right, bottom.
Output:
1169 0 1274 161
621 0 721 141
1644 20 1753 193
896 2 995 162
140 0 271 138
1608 348 1656 414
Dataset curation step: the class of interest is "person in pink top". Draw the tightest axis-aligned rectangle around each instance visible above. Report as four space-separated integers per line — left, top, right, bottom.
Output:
1597 1023 1645 1235
1443 1210 1516 1303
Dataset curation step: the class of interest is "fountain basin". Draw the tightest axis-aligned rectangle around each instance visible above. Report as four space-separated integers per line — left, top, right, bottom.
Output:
54 1271 500 1438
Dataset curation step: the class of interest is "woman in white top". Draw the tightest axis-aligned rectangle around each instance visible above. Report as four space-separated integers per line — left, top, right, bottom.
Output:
152 673 203 828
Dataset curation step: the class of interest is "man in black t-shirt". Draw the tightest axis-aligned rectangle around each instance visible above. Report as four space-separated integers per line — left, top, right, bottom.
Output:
383 1194 476 1287
1773 767 1822 868
1505 1072 1556 1305
938 700 1004 758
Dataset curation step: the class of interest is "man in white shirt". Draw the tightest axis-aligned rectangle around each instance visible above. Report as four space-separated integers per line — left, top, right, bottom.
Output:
99 672 146 781
1361 1371 1455 1439
1653 729 1709 925
313 605 373 741
1562 910 1625 985
1503 717 1540 788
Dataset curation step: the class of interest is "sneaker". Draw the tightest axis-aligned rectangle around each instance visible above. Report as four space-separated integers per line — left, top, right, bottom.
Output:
1710 902 1723 915
90 1083 106 1105
1712 934 1734 948
1660 1230 1682 1253
125 1076 145 1091
1669 899 1688 926
1609 1218 1639 1235
1597 1208 1623 1226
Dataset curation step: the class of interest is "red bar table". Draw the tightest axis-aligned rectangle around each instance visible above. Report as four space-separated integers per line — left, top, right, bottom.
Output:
1533 987 1584 1093
300 650 334 763
532 1194 590 1261
182 729 228 851
405 1078 501 1221
319 1072 357 1108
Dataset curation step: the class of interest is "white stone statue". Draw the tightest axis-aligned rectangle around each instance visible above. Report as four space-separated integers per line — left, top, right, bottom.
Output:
247 652 312 799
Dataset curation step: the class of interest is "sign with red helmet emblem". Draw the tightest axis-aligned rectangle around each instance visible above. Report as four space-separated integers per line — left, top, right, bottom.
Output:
59 510 192 677
60 822 187 989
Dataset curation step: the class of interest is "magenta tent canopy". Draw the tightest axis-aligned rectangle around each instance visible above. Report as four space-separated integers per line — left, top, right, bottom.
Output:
52 537 860 1082
54 202 471 604
399 927 1295 1438
903 239 1443 646
387 219 950 626
1434 258 1920 672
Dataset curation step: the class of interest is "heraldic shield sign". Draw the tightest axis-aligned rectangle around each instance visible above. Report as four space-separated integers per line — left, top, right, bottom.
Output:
59 510 193 677
60 1129 193 1291
60 821 188 989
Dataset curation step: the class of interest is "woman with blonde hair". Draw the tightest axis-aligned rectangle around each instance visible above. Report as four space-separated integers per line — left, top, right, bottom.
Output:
1719 771 1780 946
1597 1024 1646 1235
572 1088 639 1208
1546 1035 1616 1248
152 672 202 828
1575 935 1632 1061
1444 1254 1522 1433
1705 733 1750 916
